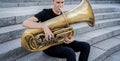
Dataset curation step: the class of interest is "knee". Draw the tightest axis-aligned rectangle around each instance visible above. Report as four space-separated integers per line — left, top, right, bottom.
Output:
63 48 76 61
63 47 76 58
82 42 91 52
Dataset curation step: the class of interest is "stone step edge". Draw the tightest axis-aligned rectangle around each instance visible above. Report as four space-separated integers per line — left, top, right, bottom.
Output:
1 16 120 34
0 24 120 61
0 4 119 18
0 38 30 61
90 36 120 61
72 18 120 35
15 34 120 61
0 18 120 43
0 11 120 27
0 1 120 8
74 25 120 45
94 12 120 21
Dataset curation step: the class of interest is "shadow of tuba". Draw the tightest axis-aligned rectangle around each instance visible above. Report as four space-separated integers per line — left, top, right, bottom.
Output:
21 0 95 52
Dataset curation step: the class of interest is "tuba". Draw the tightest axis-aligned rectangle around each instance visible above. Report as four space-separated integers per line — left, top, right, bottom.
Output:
21 0 95 52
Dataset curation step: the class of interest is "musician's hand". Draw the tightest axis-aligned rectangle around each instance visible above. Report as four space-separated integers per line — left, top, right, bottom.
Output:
64 36 74 44
42 25 54 41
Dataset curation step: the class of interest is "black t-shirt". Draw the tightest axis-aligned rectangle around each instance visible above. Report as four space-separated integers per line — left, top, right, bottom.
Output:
34 8 60 22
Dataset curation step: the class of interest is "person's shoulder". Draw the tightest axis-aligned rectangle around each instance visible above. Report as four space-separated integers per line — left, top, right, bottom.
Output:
43 8 52 12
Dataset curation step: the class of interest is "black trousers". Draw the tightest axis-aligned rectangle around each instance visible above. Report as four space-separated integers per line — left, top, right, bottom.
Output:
43 40 90 61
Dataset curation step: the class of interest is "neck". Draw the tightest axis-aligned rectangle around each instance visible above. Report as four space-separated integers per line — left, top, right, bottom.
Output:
52 8 61 15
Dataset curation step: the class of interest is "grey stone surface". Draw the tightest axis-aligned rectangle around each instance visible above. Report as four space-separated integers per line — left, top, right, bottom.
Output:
93 37 120 51
0 17 16 27
103 12 120 20
18 2 39 7
93 8 116 14
115 35 120 39
93 36 120 61
0 3 120 61
0 24 25 43
17 35 120 61
0 4 119 27
1 15 119 44
0 9 120 44
74 25 120 45
15 15 33 24
15 52 65 61
103 50 120 61
0 39 30 61
0 4 119 20
0 3 18 8
0 25 119 61
0 0 119 3
95 12 120 21
0 24 24 34
88 46 105 61
95 18 120 29
0 11 119 27
85 29 112 44
104 26 120 36
0 4 119 18
16 46 106 61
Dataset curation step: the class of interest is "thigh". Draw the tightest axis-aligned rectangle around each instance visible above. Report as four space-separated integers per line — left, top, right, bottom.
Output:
65 41 90 52
43 44 75 58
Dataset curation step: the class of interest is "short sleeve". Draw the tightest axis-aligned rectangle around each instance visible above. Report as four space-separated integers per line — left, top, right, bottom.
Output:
34 9 47 22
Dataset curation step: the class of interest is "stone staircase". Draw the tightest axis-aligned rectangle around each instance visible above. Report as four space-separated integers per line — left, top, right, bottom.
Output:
0 0 120 8
103 49 120 61
0 1 120 61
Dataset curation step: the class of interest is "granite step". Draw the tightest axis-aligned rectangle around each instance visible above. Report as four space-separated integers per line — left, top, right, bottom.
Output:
95 12 120 21
103 36 120 61
0 17 120 43
15 26 120 61
0 8 119 27
0 15 33 27
0 0 80 8
75 25 120 45
72 18 120 35
0 17 120 61
0 4 117 18
90 35 120 61
0 0 119 3
0 2 80 8
1 11 120 27
103 46 120 61
0 0 120 8
0 0 80 3
0 24 25 43
0 3 120 61
1 4 120 18
90 1 120 4
0 38 30 61
1 15 120 42
0 4 119 27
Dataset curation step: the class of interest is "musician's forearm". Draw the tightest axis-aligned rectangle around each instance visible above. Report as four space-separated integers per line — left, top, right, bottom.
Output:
22 17 46 29
23 22 38 28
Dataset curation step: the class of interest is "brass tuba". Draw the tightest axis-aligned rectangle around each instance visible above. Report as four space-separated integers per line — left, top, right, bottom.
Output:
21 0 95 52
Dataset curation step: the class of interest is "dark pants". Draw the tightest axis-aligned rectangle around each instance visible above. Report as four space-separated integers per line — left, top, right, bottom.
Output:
43 40 90 61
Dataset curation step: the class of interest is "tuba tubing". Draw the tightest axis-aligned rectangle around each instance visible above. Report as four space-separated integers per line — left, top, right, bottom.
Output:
21 0 95 52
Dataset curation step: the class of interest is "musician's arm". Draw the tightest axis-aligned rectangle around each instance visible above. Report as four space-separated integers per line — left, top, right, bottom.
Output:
22 16 54 40
22 16 45 29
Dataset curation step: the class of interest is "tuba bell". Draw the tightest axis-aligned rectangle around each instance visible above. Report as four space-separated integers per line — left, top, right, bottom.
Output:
21 0 95 52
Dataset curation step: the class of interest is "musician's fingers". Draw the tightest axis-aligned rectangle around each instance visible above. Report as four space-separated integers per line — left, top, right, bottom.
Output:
45 34 48 41
64 40 70 44
64 37 68 42
51 33 54 38
48 34 52 40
